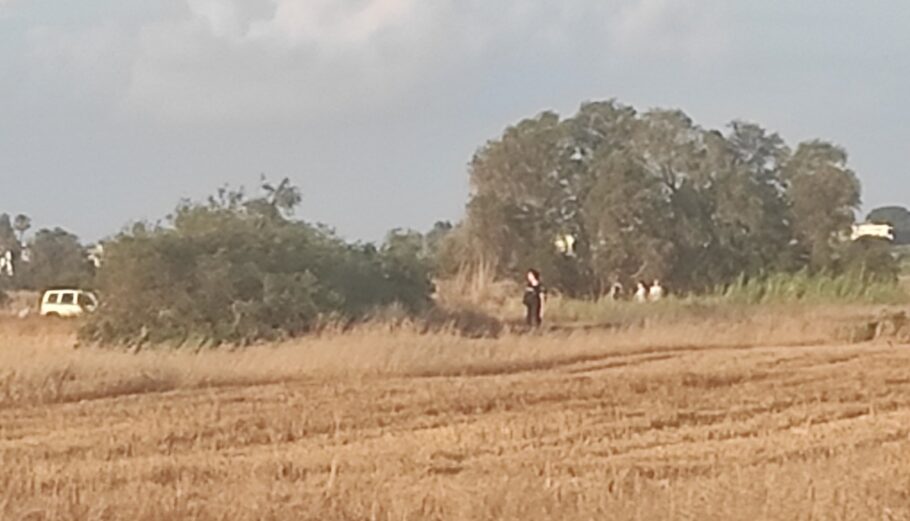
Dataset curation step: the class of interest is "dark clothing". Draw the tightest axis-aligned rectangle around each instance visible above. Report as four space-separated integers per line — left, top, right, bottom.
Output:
523 282 544 327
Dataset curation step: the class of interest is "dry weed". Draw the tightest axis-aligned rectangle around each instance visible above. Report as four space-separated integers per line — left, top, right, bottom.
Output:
1 307 909 520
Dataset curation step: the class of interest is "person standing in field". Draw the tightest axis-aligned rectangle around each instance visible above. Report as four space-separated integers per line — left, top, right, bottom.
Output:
523 269 546 328
649 279 665 301
634 281 648 303
609 281 624 301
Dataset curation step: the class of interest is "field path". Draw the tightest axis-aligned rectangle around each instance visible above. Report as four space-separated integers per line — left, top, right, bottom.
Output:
2 340 910 520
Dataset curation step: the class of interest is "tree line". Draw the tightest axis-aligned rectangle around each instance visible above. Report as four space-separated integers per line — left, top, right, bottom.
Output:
0 214 95 291
1 98 906 344
437 100 899 295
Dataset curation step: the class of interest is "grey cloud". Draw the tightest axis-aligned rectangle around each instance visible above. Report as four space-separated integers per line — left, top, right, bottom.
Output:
11 0 730 125
117 0 729 123
1 0 905 243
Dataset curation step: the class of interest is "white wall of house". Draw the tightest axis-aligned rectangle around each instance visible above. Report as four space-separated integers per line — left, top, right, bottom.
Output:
851 223 895 242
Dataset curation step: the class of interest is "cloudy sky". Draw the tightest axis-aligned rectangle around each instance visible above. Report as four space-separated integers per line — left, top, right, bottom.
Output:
0 0 907 242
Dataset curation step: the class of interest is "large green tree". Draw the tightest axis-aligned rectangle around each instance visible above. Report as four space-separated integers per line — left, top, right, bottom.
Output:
13 214 31 243
783 141 862 268
0 214 18 254
19 228 95 289
464 111 590 291
626 110 732 289
456 100 870 294
584 151 674 288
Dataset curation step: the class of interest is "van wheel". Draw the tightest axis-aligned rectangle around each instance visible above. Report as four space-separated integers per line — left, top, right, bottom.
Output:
45 312 60 319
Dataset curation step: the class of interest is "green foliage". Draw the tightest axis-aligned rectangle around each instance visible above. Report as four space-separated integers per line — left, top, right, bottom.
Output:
381 229 436 309
424 221 454 271
583 151 673 290
896 245 910 275
839 237 900 282
0 214 18 254
13 214 31 241
784 141 861 268
454 100 868 295
15 228 95 290
0 211 94 291
82 180 433 346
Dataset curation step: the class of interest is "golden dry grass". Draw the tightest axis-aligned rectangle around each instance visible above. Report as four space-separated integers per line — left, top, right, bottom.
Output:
2 308 910 520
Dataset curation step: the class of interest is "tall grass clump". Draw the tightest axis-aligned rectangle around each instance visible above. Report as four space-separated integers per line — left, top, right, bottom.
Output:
434 267 907 330
720 270 908 305
434 262 519 314
896 245 910 275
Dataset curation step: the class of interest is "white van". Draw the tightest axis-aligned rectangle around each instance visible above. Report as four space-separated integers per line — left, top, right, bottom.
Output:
40 290 98 318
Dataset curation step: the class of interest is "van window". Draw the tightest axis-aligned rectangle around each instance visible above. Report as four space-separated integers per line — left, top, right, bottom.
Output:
60 293 75 305
78 293 96 308
47 293 59 304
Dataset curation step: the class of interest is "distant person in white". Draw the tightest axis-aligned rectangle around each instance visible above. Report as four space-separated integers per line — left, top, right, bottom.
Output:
608 282 624 301
649 279 665 302
634 281 648 303
0 250 13 277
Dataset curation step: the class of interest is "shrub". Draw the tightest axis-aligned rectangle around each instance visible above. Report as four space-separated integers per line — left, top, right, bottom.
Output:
81 182 433 346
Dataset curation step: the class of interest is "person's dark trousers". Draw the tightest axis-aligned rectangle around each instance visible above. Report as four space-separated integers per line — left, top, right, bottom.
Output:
525 302 542 328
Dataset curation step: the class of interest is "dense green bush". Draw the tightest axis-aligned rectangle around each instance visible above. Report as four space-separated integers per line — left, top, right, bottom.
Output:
81 182 433 346
898 246 910 275
838 237 901 282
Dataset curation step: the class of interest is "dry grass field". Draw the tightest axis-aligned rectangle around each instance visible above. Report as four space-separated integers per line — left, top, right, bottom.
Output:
2 308 910 520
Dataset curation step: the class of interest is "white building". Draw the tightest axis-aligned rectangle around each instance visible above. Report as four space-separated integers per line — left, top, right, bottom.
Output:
851 223 894 242
0 250 12 277
88 244 104 268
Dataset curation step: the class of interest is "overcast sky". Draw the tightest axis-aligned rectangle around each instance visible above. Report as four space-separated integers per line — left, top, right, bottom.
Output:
1 0 907 243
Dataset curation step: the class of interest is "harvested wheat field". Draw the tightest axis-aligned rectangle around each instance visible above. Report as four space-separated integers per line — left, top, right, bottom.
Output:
2 309 910 520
